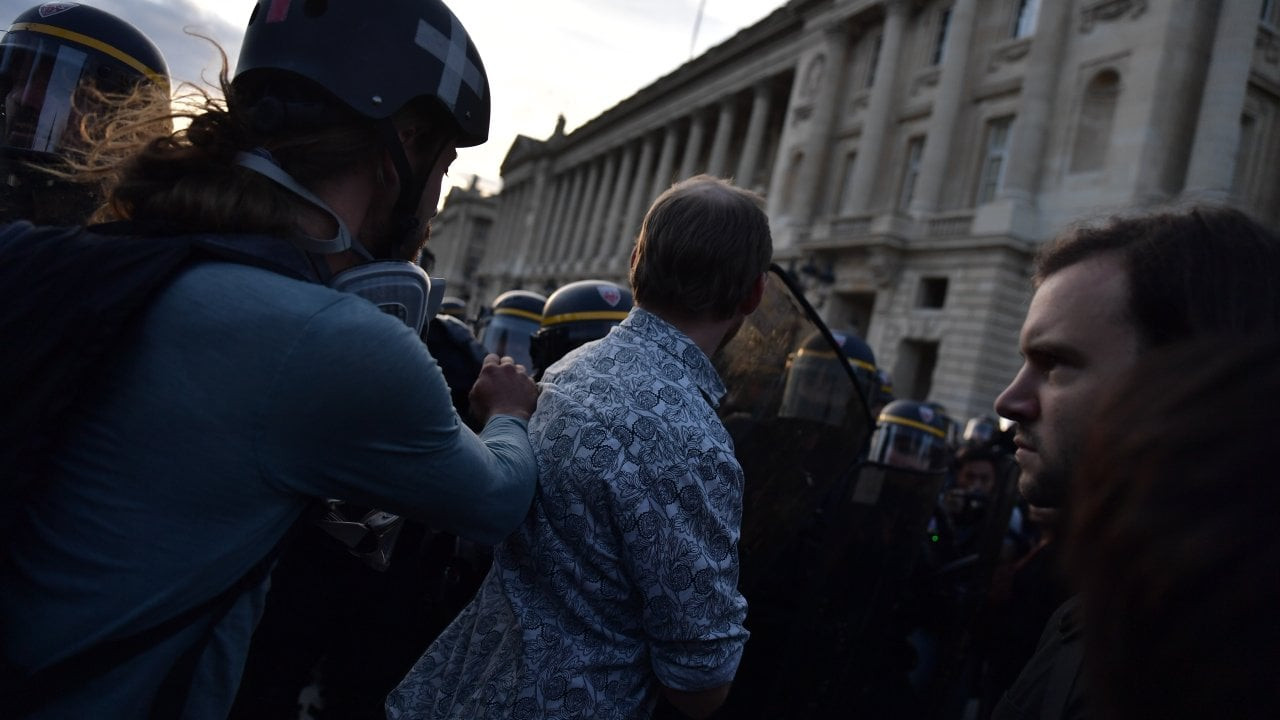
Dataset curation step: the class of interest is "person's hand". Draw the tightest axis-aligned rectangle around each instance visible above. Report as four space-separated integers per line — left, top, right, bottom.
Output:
469 353 538 423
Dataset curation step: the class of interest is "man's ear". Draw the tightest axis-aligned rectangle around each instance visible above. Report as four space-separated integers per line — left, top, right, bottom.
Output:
740 272 767 315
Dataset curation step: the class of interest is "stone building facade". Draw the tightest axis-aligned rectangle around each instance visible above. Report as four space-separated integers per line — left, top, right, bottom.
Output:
432 0 1280 420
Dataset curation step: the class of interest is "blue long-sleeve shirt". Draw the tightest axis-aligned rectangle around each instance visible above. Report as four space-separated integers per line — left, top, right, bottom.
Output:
1 257 537 718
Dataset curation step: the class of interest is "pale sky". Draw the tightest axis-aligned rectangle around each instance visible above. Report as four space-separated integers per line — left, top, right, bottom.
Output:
1 0 787 197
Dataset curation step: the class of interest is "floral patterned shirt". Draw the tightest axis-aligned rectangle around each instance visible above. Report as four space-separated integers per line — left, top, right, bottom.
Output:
388 308 749 719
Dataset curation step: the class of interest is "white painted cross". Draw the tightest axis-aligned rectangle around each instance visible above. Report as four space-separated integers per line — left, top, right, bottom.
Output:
415 15 485 110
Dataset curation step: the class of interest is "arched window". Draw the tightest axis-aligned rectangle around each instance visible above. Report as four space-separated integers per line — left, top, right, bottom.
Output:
1070 70 1120 173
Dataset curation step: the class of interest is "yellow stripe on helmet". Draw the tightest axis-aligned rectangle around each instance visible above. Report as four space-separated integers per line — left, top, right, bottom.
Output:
542 310 629 326
493 307 543 323
848 358 876 373
10 22 166 85
878 414 946 438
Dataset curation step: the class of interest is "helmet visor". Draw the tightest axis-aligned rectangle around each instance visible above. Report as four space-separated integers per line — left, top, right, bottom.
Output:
479 314 539 370
0 33 96 156
778 348 855 426
869 423 950 472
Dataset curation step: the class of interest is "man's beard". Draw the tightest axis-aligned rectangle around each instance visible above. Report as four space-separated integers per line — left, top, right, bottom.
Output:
361 214 430 262
1016 427 1071 509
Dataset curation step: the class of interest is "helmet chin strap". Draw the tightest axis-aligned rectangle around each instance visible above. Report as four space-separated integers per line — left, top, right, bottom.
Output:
233 149 372 261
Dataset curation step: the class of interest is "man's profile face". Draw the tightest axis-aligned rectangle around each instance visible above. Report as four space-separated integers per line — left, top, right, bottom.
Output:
994 253 1141 508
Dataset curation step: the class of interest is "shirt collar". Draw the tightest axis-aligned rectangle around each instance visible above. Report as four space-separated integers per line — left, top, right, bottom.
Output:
620 307 727 407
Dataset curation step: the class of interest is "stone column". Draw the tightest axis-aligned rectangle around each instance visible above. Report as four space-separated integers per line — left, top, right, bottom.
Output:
793 24 851 223
482 187 516 276
513 158 553 275
999 0 1070 204
649 122 681 200
679 111 708 181
565 159 602 265
735 82 774 189
707 97 738 177
544 169 583 266
909 0 978 215
620 134 658 254
582 151 618 261
508 186 533 276
534 175 567 267
845 0 909 213
600 142 637 262
1183 0 1263 200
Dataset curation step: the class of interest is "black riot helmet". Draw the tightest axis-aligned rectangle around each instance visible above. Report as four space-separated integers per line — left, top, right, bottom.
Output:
232 0 490 256
530 279 632 378
235 0 489 146
479 289 545 370
834 329 877 402
962 414 1001 450
438 295 466 321
869 400 952 472
0 3 168 160
778 328 875 427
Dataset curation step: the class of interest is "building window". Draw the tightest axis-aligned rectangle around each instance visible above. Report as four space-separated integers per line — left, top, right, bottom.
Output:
1011 0 1041 38
1263 0 1276 24
975 116 1014 204
931 7 952 66
918 276 949 309
866 33 883 88
842 292 877 337
894 339 940 402
899 136 926 210
1069 70 1120 173
838 152 859 215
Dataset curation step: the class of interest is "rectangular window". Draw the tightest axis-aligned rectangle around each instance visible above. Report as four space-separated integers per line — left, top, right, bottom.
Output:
899 136 925 210
843 292 877 337
975 116 1014 205
1012 0 1041 38
866 33 883 88
918 277 949 309
838 152 859 215
931 7 952 65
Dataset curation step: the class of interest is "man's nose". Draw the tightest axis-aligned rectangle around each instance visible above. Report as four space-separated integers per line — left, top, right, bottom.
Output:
994 366 1036 423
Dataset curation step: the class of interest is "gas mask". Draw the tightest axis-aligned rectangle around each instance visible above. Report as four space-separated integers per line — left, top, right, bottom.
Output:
329 261 446 337
235 149 446 334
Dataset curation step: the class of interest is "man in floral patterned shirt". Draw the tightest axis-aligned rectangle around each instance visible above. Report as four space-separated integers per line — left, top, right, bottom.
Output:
389 175 772 719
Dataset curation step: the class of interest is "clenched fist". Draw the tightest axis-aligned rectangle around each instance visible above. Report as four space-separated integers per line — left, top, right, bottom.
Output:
469 353 538 423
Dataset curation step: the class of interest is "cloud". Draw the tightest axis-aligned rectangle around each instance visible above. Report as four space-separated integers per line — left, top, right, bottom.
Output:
0 0 785 196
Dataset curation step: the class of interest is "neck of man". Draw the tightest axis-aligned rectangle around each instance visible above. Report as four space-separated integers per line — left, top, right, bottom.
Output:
651 308 742 359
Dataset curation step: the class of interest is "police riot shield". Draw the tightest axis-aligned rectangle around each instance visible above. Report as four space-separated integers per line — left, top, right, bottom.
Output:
711 265 875 598
704 265 949 718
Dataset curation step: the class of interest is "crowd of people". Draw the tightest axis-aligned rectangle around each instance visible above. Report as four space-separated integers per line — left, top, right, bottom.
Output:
2 1 1278 719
